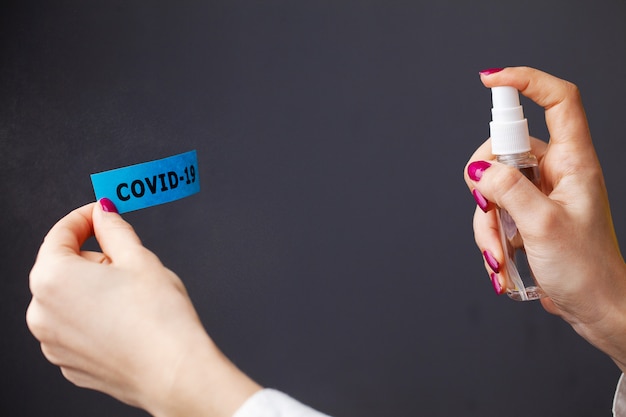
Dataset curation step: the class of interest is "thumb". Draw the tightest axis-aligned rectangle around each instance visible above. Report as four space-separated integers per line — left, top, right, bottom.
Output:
93 198 146 265
468 160 553 235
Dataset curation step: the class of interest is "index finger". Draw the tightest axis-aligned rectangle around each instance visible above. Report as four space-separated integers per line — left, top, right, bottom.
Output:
37 203 97 261
480 67 592 152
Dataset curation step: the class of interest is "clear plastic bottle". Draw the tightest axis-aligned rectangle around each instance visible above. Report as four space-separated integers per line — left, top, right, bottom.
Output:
489 86 544 301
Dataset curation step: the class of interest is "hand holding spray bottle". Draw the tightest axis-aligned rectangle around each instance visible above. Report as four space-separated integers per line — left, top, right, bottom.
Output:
489 86 543 301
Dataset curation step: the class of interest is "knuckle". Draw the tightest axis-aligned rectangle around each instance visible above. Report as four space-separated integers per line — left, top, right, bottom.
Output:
110 219 136 235
25 303 42 336
29 259 64 298
60 367 80 385
26 302 51 342
562 80 582 104
41 343 61 365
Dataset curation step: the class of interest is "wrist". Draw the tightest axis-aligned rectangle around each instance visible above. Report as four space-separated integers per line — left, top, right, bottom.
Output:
569 260 626 373
143 331 262 417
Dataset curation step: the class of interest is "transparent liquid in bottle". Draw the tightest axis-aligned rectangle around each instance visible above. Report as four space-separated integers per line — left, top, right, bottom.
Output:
496 163 544 301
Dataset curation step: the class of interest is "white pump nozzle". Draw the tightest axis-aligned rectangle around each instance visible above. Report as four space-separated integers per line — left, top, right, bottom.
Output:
489 86 530 155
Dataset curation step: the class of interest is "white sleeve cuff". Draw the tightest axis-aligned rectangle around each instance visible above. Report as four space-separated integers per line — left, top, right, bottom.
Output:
233 389 332 417
614 374 626 416
237 378 626 416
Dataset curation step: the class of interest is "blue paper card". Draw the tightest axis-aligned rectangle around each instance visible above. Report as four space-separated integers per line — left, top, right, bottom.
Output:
91 150 200 214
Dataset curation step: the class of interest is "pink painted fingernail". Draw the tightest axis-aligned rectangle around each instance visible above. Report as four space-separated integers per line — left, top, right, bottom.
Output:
99 198 119 213
483 250 500 273
490 272 504 295
467 160 491 182
472 189 490 212
479 68 504 76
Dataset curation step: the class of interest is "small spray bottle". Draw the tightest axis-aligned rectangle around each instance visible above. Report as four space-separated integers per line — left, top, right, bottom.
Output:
489 86 543 301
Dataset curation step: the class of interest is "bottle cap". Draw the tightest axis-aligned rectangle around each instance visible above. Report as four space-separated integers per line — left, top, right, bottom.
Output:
489 86 531 155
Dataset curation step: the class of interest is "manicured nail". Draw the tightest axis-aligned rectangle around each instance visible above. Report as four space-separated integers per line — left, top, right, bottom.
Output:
472 189 490 212
99 198 118 214
490 272 504 295
467 160 491 182
479 68 504 76
483 250 500 273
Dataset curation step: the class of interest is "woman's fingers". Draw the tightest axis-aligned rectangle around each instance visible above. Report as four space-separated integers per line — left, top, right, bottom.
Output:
464 138 548 191
91 200 149 267
468 160 554 238
473 206 506 294
36 203 96 260
35 199 151 271
480 67 592 156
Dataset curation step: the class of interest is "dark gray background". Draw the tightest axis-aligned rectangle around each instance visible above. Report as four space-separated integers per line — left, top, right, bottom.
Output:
2 1 626 416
